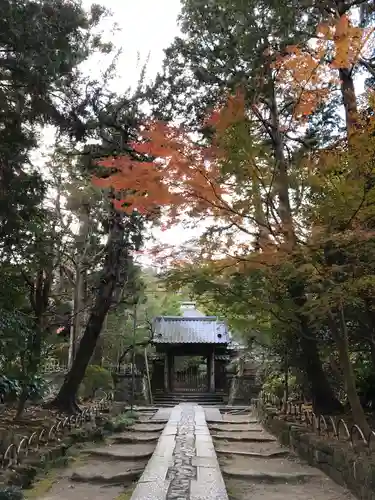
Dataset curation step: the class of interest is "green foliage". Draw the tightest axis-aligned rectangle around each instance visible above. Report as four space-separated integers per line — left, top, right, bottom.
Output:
0 375 48 403
80 365 113 399
262 373 299 400
0 376 21 402
104 410 138 432
262 374 285 400
0 486 24 500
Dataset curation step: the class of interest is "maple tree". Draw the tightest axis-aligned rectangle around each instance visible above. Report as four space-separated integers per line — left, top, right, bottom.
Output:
91 2 375 432
265 12 375 433
95 10 346 412
275 13 374 133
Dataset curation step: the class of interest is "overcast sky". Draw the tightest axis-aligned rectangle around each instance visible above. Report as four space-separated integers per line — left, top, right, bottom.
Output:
81 0 182 92
79 0 201 257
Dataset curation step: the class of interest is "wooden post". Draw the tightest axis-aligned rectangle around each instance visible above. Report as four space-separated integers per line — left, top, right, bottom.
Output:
144 347 153 405
169 354 174 392
209 349 215 392
164 353 169 392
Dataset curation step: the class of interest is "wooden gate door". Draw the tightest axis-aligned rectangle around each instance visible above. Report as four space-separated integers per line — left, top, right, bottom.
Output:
173 357 208 392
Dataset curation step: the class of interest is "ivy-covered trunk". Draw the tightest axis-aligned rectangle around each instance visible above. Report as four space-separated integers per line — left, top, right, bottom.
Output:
16 265 53 419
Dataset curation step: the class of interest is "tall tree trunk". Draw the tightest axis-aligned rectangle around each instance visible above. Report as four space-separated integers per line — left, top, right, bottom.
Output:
91 313 107 366
329 307 371 435
68 207 90 369
269 77 296 248
267 77 342 412
298 330 343 413
50 211 130 413
339 67 358 138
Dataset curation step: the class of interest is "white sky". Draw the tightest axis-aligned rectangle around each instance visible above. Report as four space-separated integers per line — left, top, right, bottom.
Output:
36 0 194 262
81 0 182 91
79 1 194 259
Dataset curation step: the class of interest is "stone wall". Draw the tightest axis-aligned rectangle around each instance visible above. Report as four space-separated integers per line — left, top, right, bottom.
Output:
256 403 375 500
226 375 261 404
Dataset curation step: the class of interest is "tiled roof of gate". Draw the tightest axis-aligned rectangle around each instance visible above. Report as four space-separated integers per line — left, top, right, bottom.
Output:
152 316 230 344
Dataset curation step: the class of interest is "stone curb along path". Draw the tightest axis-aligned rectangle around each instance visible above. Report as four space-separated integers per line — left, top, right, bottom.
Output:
130 404 228 500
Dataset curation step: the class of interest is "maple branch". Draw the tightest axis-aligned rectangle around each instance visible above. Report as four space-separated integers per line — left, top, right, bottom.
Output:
344 187 368 230
359 58 375 78
250 103 274 139
195 166 279 242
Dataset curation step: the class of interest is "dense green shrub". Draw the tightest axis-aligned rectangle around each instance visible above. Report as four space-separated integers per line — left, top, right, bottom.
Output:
0 375 48 403
104 410 138 432
262 373 299 400
0 376 21 402
80 365 113 399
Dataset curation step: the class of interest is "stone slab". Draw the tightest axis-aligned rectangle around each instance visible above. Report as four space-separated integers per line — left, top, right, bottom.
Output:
192 456 219 468
139 456 173 483
151 408 172 421
204 407 223 421
190 480 229 500
161 424 178 435
131 479 170 500
191 466 228 500
168 406 182 423
153 435 175 458
195 438 216 458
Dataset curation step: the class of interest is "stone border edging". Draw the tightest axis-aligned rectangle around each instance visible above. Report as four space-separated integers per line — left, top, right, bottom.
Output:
255 402 375 500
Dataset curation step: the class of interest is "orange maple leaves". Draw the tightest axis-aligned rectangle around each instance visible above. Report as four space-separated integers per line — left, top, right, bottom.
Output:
92 89 247 220
205 88 246 138
275 14 373 119
93 120 227 219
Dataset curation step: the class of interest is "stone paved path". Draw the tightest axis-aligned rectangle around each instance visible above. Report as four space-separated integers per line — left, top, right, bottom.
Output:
130 404 228 500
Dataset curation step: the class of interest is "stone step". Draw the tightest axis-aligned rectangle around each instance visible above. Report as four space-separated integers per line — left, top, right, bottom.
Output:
215 441 287 456
212 432 277 442
41 483 126 500
216 449 290 458
153 399 224 402
86 443 155 460
209 424 264 432
70 460 144 485
208 418 258 424
224 478 357 500
129 423 165 432
222 468 320 483
113 432 160 444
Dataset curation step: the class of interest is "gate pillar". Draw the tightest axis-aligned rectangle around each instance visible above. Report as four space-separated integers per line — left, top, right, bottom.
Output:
208 349 216 392
164 354 169 392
